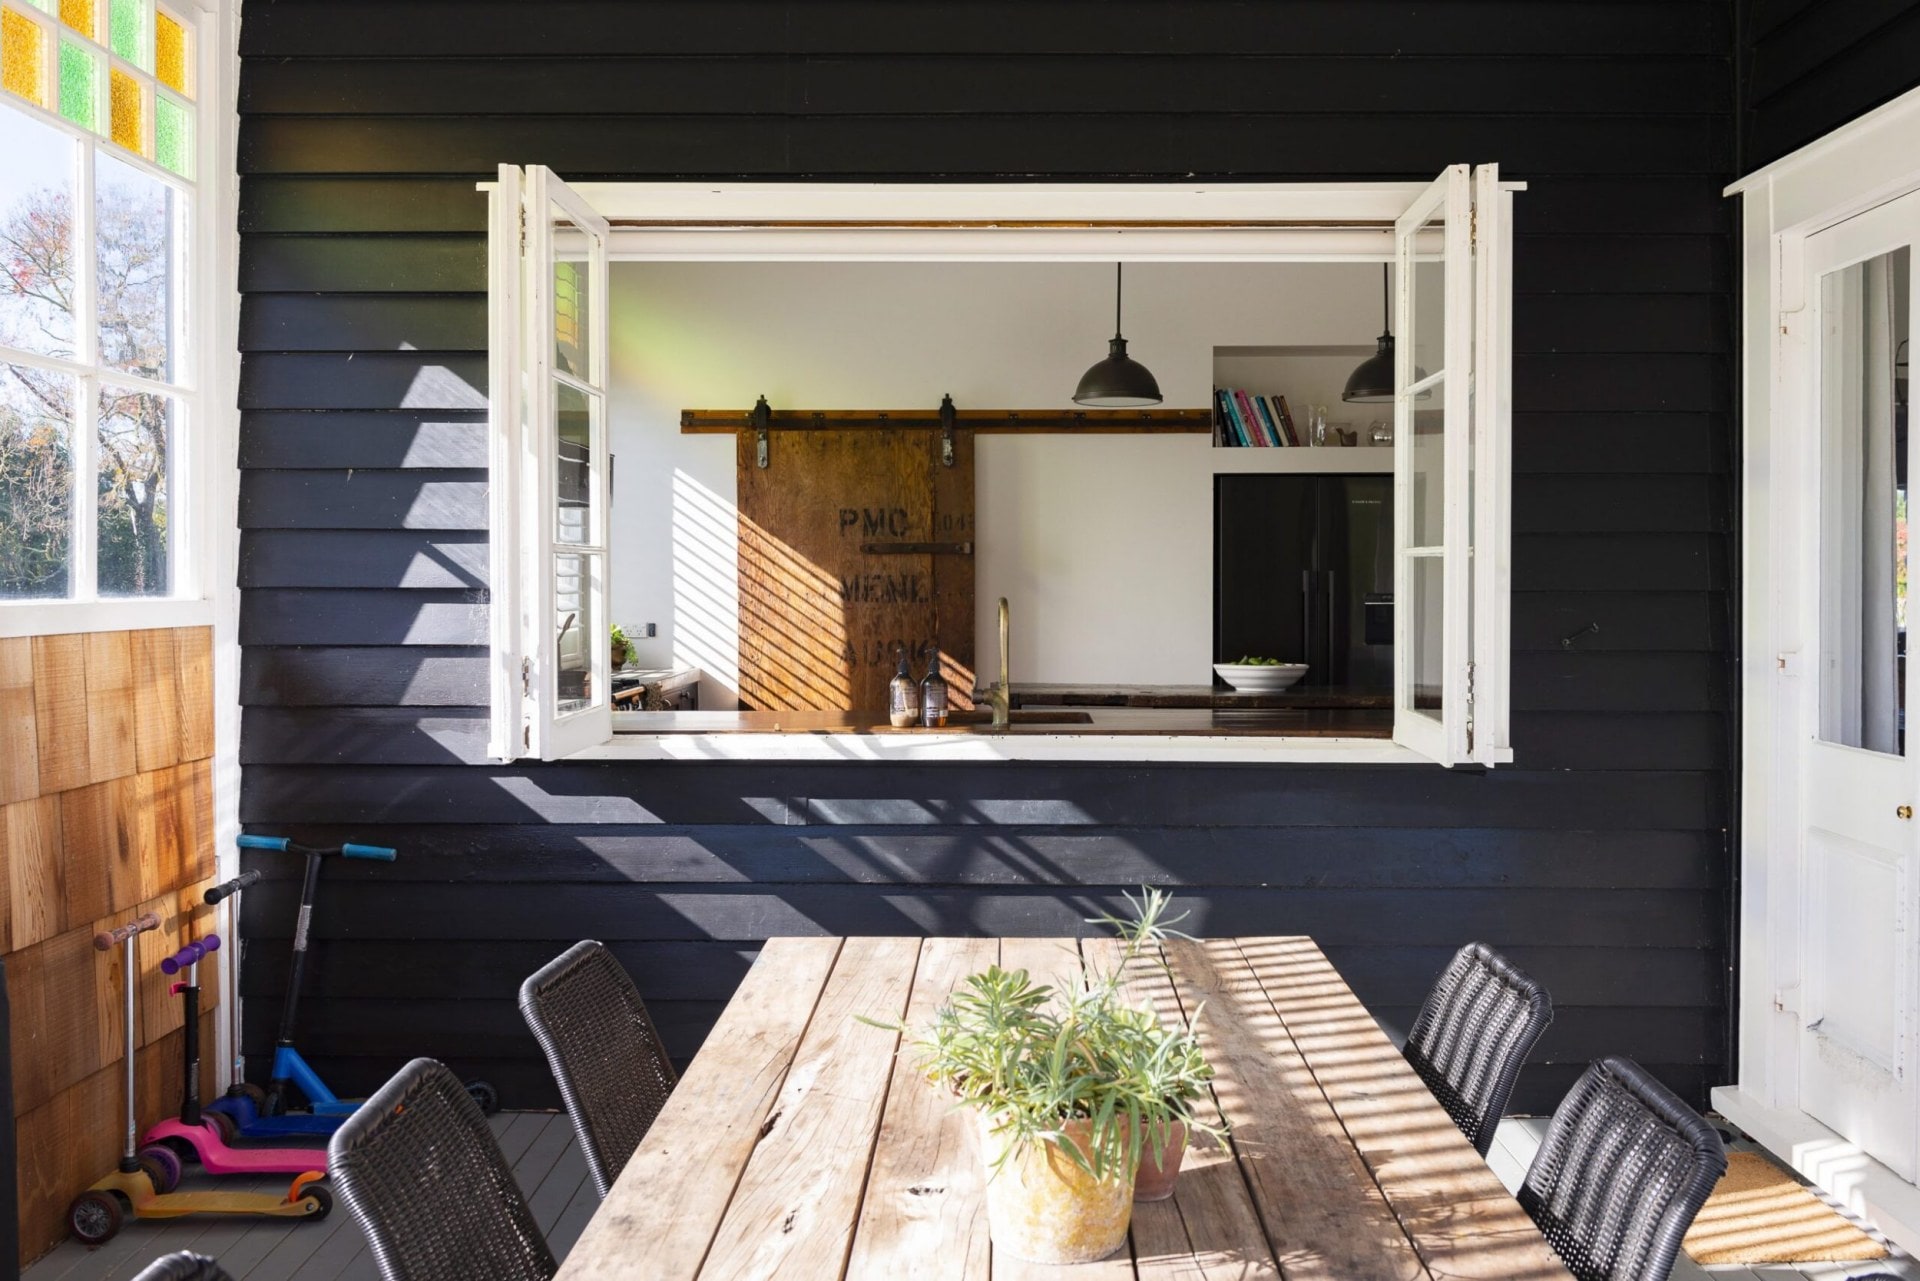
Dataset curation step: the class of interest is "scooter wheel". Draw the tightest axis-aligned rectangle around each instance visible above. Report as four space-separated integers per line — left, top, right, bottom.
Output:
302 1186 333 1221
204 1109 239 1143
68 1190 124 1244
465 1080 500 1115
138 1144 184 1193
228 1082 268 1107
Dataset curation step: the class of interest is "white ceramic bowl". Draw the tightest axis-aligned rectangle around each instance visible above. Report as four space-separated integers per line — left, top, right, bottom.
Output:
1213 662 1309 693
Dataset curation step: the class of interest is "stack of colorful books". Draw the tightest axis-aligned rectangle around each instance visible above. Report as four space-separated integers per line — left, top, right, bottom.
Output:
1214 387 1300 446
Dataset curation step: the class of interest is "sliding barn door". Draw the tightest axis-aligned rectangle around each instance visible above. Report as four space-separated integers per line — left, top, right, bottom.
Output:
736 429 975 712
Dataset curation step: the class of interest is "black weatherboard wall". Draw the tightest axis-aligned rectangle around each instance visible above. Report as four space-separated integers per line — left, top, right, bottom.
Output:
235 1 1735 1113
1740 0 1920 169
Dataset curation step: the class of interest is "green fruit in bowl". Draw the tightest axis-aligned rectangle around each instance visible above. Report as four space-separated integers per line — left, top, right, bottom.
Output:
1234 656 1285 666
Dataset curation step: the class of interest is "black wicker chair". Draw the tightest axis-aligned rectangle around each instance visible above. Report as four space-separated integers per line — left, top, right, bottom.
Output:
328 1058 557 1281
130 1253 234 1281
520 940 678 1198
1402 941 1555 1156
1519 1056 1728 1281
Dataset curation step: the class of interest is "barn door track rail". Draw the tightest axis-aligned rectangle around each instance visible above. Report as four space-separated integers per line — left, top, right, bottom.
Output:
681 394 1211 469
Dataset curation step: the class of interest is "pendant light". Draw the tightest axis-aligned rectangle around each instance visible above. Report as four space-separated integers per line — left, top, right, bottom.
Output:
1342 264 1397 404
1073 263 1163 407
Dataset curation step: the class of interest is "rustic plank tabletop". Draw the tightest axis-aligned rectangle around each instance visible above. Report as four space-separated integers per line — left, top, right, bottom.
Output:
553 934 1575 1281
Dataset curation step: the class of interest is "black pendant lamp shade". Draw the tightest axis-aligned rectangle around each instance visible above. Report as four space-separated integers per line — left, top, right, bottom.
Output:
1343 265 1397 404
1073 264 1163 407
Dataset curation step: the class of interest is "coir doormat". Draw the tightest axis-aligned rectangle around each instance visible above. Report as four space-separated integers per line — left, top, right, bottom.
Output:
1681 1150 1887 1265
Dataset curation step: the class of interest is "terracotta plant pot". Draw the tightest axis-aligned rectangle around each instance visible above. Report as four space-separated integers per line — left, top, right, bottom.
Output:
978 1114 1133 1264
1132 1119 1188 1202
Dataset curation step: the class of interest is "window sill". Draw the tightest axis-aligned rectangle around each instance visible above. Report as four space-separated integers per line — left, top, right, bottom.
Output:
571 731 1427 765
0 597 215 639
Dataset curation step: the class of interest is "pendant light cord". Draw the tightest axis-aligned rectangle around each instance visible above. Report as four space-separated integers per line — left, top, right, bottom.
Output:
1381 263 1391 338
1115 263 1124 338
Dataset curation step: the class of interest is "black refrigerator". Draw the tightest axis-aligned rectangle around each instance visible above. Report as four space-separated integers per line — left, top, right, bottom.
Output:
1213 473 1393 690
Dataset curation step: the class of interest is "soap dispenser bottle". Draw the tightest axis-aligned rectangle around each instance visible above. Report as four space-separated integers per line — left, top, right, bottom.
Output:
889 648 920 728
920 644 950 728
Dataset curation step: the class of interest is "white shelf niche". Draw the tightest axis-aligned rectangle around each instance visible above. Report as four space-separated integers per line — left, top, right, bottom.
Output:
1212 344 1392 471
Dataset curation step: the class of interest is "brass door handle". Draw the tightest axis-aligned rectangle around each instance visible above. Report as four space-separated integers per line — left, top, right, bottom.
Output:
1900 806 1914 820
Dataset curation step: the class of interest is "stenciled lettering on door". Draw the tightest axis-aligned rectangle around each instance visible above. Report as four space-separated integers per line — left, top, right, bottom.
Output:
736 428 975 712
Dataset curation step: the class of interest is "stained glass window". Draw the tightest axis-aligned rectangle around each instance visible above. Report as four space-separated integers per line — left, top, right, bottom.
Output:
56 36 92 128
2 8 46 106
107 63 138 152
153 6 182 94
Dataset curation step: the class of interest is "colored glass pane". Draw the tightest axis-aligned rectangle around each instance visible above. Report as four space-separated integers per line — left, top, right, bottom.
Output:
22 0 50 11
153 7 182 94
107 64 138 152
56 0 89 38
56 36 92 129
154 91 186 175
3 9 47 106
108 0 143 67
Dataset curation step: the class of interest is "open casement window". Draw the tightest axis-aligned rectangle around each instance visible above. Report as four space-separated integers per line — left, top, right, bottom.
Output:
482 170 1512 765
488 165 612 760
1393 164 1512 766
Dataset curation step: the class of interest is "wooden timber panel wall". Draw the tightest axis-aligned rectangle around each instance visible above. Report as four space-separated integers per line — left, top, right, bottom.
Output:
234 2 1736 1117
3 627 219 1265
1740 0 1920 169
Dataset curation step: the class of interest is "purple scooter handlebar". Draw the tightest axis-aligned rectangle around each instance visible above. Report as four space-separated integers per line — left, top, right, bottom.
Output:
161 934 221 975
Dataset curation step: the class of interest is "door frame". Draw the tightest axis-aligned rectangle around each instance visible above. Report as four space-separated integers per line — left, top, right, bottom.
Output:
1722 81 1920 1251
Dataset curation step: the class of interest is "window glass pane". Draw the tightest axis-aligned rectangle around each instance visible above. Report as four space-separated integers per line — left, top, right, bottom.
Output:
1409 216 1446 381
555 551 595 714
153 92 187 176
555 380 591 544
0 362 72 597
152 6 183 95
1406 552 1444 720
1409 376 1444 547
22 0 50 11
107 64 139 153
56 36 93 129
97 148 177 381
107 0 142 67
3 8 47 108
95 381 167 595
1819 247 1910 755
552 208 589 380
56 0 90 38
0 102 75 359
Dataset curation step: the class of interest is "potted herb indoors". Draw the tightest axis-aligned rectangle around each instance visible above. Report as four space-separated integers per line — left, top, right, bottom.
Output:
905 890 1214 1263
609 623 631 670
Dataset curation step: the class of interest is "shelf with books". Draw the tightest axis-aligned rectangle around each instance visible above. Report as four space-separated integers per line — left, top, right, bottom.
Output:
1212 344 1391 454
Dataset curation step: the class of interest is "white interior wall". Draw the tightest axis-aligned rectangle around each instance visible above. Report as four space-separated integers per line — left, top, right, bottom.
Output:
608 261 1379 706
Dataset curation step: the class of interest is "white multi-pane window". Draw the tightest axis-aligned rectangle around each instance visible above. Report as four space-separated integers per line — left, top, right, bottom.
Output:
0 0 198 606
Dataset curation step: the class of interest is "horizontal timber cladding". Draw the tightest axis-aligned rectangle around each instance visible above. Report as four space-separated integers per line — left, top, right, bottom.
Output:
1740 0 1920 169
235 0 1736 1115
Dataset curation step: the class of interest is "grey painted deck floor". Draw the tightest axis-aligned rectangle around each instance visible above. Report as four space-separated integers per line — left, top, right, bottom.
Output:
24 1111 595 1281
21 1113 1920 1280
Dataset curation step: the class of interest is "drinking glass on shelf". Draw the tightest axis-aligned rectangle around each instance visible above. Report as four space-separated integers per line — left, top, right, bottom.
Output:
1369 419 1393 445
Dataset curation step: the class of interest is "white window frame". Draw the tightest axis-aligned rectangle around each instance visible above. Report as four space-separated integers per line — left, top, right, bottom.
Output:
0 0 231 639
485 175 1516 767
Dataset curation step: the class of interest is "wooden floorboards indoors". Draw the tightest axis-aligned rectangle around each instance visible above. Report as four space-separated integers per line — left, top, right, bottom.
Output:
21 1112 1916 1280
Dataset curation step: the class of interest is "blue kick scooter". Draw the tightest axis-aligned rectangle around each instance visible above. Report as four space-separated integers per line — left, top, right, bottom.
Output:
207 835 498 1137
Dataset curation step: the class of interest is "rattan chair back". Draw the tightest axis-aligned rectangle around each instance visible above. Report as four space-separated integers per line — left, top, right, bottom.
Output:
1519 1056 1728 1281
328 1057 557 1281
1403 940 1554 1156
130 1253 235 1281
520 940 678 1198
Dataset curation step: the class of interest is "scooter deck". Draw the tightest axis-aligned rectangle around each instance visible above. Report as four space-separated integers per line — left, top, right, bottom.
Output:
144 1118 329 1176
87 1167 326 1219
207 1095 354 1135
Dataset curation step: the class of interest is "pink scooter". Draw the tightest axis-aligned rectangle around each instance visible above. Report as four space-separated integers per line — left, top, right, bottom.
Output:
142 931 330 1177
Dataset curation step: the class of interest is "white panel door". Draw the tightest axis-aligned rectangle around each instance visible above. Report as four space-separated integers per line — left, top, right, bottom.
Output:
1798 188 1920 1179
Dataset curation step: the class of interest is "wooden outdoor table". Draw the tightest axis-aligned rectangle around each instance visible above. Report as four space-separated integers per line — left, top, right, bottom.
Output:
554 935 1575 1280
